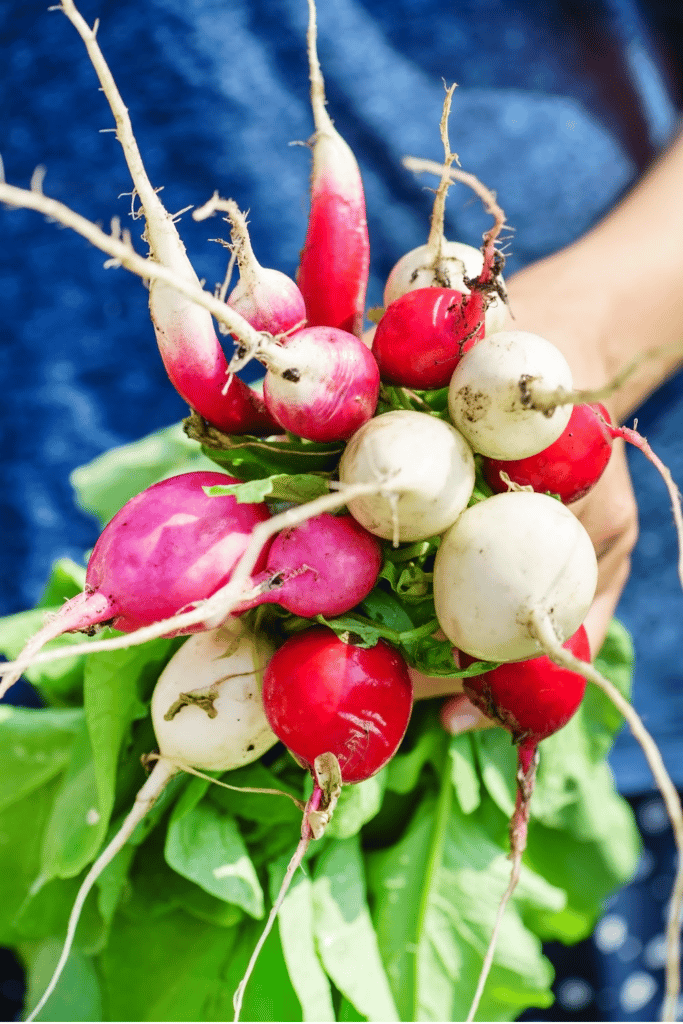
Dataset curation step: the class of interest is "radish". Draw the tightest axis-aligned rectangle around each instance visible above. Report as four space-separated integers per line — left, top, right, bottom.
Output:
0 472 271 700
233 513 383 618
338 409 475 543
432 491 598 662
26 622 282 1024
461 626 590 1022
233 626 413 1019
295 0 370 338
448 329 574 460
231 325 380 442
58 0 278 436
371 286 485 390
221 199 307 336
482 402 614 503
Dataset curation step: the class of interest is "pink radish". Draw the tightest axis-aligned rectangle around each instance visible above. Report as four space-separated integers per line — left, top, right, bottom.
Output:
0 472 271 700
26 621 283 1024
223 199 307 336
483 402 614 503
371 286 484 390
233 627 413 1018
234 513 383 618
295 0 370 338
461 626 590 1022
232 325 380 442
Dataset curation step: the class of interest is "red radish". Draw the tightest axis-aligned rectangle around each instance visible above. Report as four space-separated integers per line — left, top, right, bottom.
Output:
371 286 484 390
462 626 590 1023
0 472 271 699
483 402 614 503
223 199 307 336
262 626 414 783
234 513 383 618
295 0 370 338
233 325 379 442
27 622 284 1024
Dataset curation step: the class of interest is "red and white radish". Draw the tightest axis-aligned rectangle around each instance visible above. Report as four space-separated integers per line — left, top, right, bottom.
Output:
295 0 370 338
338 409 475 543
448 329 574 459
0 472 271 699
234 513 383 618
232 325 380 442
26 622 279 1024
482 402 614 503
432 491 598 662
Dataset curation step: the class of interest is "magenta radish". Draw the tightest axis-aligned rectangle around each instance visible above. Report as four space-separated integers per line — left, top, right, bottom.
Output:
233 513 383 618
223 199 307 336
0 472 271 700
232 627 414 1019
483 402 614 503
432 491 598 662
462 625 591 1023
448 329 574 460
232 325 380 442
295 0 370 338
26 621 280 1024
338 409 475 543
371 286 484 390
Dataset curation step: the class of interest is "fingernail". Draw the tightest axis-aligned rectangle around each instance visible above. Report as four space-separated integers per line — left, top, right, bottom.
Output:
444 710 482 735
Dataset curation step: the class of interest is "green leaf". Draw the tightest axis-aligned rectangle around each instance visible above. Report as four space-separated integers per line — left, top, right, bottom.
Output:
37 557 87 608
206 473 330 504
0 706 83 812
449 734 481 814
165 798 265 918
269 856 336 1022
0 607 87 706
312 837 399 1022
200 433 343 482
13 871 105 953
22 938 103 1023
326 771 387 840
71 422 216 527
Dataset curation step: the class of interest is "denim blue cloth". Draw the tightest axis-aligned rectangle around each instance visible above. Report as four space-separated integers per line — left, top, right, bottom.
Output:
1 0 682 787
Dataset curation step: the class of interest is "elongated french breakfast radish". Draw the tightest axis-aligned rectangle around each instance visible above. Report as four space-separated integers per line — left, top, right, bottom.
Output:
482 402 614 503
59 0 278 435
224 199 307 335
295 0 370 338
463 625 591 1023
232 325 380 442
338 409 475 542
372 286 484 390
234 513 382 617
26 622 279 1024
0 472 271 700
433 491 598 662
233 627 414 1020
448 329 574 459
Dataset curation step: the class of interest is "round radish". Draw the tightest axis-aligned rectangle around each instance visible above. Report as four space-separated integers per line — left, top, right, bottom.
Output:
448 330 574 459
234 513 383 618
371 287 484 390
262 626 413 783
383 240 507 334
338 409 475 542
432 491 598 662
483 402 614 503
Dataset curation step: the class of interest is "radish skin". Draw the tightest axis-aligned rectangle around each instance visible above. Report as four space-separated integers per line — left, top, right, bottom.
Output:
433 491 598 661
338 410 475 542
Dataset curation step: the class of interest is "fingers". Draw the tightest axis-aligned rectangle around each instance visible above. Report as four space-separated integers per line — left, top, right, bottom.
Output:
440 694 496 735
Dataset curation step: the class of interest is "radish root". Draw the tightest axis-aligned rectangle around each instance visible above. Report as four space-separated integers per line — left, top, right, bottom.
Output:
529 608 683 1024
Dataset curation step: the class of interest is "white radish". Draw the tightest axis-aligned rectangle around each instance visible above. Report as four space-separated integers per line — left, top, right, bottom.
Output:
448 330 574 459
383 240 507 334
338 410 475 543
432 491 598 662
26 621 277 1024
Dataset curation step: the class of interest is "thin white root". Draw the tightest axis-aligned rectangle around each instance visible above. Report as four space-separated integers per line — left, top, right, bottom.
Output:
0 477 400 681
529 609 683 1023
425 84 458 259
25 758 178 1023
152 758 305 812
306 0 333 135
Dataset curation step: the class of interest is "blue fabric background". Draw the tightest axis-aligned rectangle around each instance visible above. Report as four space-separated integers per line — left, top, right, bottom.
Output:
1 0 682 798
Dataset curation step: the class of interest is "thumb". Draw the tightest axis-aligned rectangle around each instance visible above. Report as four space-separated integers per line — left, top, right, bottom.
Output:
440 694 497 736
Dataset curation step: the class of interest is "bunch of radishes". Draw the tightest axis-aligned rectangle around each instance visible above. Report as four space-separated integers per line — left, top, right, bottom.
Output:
3 0 683 1021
